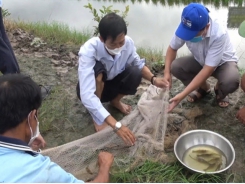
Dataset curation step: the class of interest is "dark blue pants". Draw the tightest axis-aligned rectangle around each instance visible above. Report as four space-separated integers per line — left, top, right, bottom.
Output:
0 8 20 74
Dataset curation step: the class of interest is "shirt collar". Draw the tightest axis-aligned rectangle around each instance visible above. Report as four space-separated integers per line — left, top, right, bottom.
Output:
0 135 39 156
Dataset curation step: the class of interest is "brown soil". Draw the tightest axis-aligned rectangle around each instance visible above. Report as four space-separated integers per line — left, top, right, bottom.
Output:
7 28 245 182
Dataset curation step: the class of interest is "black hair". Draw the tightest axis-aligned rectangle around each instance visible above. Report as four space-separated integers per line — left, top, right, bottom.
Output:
98 12 127 42
0 74 42 134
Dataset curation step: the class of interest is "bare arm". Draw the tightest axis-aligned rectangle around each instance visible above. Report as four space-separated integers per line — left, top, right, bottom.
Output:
88 152 114 183
168 65 215 112
164 46 178 74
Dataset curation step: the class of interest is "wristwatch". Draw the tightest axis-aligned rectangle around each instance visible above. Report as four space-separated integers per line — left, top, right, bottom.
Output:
114 122 122 132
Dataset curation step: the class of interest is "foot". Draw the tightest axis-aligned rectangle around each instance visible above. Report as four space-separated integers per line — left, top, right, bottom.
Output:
187 88 211 103
214 87 229 108
93 121 108 132
110 100 132 115
236 107 245 125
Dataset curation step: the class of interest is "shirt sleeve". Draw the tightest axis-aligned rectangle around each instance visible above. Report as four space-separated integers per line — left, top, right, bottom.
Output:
205 34 227 67
46 160 84 183
78 43 110 125
169 35 185 50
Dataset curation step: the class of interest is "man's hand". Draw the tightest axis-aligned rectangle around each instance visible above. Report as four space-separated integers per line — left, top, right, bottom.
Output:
168 93 185 113
89 152 114 183
116 125 136 146
236 107 245 124
154 77 169 88
163 73 172 89
98 152 114 169
30 134 46 151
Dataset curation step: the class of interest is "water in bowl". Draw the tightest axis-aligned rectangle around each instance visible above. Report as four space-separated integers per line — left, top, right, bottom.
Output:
182 145 227 172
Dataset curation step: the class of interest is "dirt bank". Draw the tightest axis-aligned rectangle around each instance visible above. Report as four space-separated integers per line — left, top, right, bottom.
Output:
7 28 245 182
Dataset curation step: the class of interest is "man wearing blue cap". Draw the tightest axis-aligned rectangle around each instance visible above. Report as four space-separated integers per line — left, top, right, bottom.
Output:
164 2 239 112
236 20 245 124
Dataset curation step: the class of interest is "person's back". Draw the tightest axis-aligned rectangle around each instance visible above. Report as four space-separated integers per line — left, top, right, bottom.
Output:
0 74 113 183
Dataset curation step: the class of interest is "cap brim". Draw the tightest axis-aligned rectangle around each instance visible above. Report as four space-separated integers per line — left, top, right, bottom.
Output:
239 20 245 38
175 23 199 41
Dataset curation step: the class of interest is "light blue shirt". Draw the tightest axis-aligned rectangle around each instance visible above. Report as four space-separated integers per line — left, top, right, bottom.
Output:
0 136 84 183
0 0 2 7
170 13 238 67
78 35 145 125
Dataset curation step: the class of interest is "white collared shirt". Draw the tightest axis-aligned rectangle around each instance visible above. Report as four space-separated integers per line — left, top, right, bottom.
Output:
78 36 145 125
170 13 238 67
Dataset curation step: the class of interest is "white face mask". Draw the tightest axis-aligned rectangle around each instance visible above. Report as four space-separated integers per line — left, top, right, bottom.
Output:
28 114 40 146
105 45 123 55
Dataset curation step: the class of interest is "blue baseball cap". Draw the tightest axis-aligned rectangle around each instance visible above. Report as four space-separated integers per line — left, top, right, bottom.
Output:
175 3 209 41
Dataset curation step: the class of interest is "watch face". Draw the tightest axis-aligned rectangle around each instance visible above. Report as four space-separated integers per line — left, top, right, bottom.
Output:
116 122 122 129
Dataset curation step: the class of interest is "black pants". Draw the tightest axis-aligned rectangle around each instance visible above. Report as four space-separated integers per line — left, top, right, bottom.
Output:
76 61 142 102
0 8 20 74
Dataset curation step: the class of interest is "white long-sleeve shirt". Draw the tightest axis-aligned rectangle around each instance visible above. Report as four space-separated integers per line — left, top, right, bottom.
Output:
78 36 145 125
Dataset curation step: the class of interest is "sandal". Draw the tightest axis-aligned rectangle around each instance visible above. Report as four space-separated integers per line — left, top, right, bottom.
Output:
39 85 52 100
187 88 211 103
214 87 229 108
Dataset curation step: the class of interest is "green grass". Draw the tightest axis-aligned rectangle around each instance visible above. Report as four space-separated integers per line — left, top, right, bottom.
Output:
110 160 234 183
6 20 91 46
5 19 165 64
137 46 164 64
39 85 71 133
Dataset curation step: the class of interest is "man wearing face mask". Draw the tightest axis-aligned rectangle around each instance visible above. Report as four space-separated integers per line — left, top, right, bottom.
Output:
0 74 114 182
76 12 169 145
164 2 239 112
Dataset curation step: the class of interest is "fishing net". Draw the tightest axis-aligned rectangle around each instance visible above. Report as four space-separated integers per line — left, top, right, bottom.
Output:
42 84 185 181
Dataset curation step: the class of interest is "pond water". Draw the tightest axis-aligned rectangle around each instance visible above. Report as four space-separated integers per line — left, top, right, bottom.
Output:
3 0 245 67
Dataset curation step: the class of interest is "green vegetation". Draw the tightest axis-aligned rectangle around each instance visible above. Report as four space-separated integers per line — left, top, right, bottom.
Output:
110 160 235 183
84 3 129 36
1 8 10 19
5 19 164 64
5 20 91 46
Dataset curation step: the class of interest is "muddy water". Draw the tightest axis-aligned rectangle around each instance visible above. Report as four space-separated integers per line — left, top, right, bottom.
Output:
4 0 245 67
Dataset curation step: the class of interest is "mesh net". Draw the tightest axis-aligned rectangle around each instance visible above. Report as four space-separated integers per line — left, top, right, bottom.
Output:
42 85 171 181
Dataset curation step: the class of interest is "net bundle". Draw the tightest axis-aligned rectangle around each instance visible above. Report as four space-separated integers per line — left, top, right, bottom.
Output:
42 85 170 181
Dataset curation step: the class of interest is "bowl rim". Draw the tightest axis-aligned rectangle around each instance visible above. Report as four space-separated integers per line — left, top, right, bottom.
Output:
174 129 236 174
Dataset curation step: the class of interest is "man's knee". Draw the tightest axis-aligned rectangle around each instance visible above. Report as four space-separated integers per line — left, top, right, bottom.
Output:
127 66 142 86
220 76 239 95
171 59 183 78
95 73 104 84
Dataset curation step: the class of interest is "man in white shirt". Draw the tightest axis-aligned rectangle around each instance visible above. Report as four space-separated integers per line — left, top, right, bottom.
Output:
77 13 168 145
0 0 20 74
236 20 245 124
164 3 239 112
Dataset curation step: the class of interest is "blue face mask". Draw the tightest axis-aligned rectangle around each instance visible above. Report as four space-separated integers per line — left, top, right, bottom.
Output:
190 35 203 43
190 29 206 43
